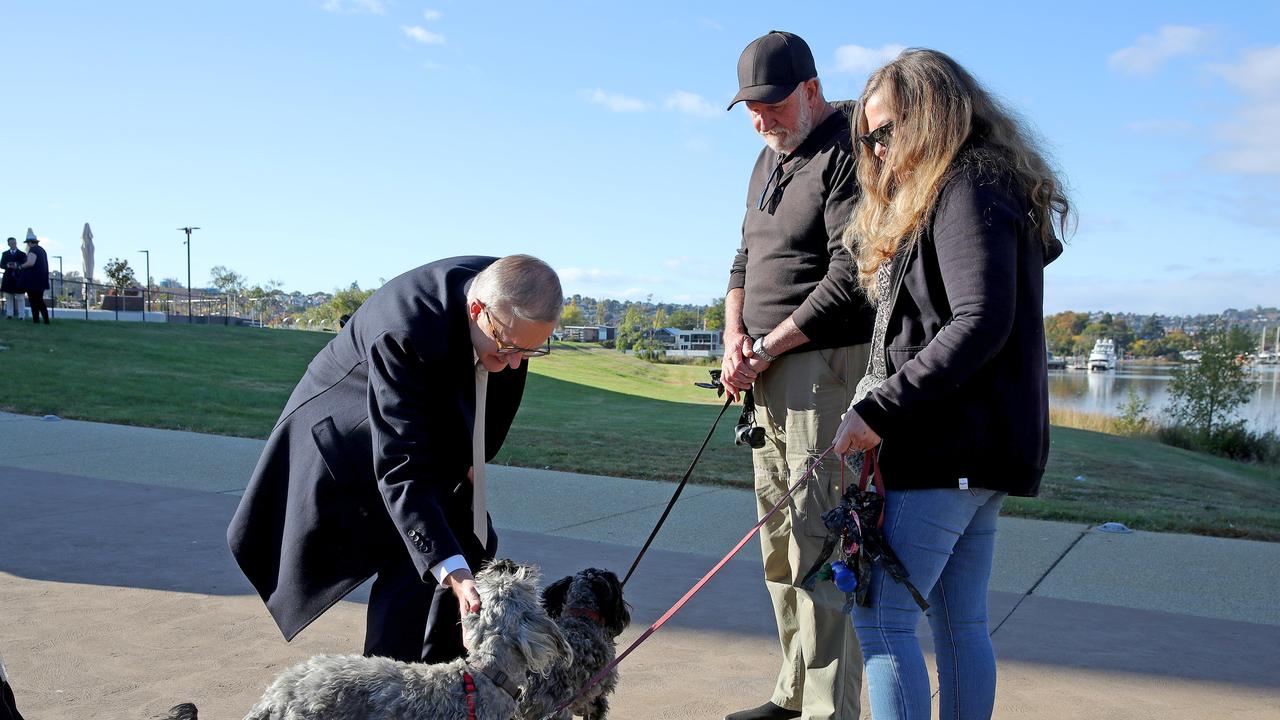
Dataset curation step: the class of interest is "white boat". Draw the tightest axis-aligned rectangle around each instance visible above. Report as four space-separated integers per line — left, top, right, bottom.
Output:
1181 349 1202 363
1088 338 1116 372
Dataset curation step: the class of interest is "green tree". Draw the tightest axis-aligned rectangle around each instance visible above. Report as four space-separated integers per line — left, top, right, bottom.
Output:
561 301 585 328
209 265 247 294
1044 311 1088 356
669 308 700 329
594 302 607 326
652 307 668 329
103 258 138 291
1166 326 1253 438
615 303 646 351
330 282 375 320
1138 315 1163 341
704 297 726 331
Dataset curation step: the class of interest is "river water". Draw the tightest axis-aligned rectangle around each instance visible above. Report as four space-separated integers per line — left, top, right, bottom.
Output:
1049 365 1280 433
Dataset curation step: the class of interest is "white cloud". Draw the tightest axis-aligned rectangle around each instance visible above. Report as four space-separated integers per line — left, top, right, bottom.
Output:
698 17 723 32
1209 46 1280 175
833 43 905 74
422 9 442 21
581 89 650 113
322 0 386 14
665 91 718 117
402 25 445 44
1108 25 1208 77
1214 46 1280 97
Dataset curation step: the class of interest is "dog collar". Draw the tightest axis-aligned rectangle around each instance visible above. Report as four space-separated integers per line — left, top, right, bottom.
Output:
565 606 605 625
462 671 478 720
466 663 522 701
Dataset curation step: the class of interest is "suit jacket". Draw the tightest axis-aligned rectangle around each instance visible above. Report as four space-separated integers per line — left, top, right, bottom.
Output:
1 248 26 293
228 256 529 640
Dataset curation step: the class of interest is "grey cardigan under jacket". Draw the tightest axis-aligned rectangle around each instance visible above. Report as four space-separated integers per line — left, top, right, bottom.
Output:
853 152 1064 497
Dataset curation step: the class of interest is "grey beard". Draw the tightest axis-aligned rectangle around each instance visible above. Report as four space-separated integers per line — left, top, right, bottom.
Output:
760 99 814 155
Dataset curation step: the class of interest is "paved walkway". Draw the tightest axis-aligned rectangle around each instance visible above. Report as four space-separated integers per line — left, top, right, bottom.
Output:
1 412 1278 719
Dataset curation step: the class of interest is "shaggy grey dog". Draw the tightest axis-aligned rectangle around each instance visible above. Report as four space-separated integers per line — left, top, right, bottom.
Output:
517 568 630 720
244 559 571 720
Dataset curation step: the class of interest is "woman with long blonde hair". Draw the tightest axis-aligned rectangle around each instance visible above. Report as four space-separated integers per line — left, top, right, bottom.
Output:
832 49 1068 719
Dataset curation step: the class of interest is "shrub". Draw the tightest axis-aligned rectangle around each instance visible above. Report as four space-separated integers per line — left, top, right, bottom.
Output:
1115 388 1153 436
1157 421 1280 466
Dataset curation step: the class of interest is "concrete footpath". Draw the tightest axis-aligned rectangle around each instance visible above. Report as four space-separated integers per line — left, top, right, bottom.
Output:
1 411 1278 719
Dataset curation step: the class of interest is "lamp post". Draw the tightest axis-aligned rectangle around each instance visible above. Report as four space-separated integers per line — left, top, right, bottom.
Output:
138 249 150 321
52 255 63 301
178 227 199 322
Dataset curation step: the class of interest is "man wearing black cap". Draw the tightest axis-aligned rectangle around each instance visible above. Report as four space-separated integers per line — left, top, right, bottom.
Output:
720 31 874 720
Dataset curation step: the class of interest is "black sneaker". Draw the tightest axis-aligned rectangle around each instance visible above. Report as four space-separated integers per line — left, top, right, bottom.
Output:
725 701 800 720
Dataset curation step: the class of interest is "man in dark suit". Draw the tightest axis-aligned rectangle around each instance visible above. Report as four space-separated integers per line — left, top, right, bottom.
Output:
228 254 561 663
2 237 27 319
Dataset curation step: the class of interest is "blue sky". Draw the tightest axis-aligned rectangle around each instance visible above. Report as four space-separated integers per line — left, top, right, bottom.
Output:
1 1 1276 315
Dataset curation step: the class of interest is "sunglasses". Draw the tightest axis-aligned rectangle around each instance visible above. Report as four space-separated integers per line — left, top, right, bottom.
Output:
481 307 551 358
857 121 894 151
756 158 785 211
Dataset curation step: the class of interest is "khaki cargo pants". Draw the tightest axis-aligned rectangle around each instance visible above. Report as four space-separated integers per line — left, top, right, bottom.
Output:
752 343 869 720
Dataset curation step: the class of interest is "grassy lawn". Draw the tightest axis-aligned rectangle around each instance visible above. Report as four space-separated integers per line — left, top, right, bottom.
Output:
3 320 1277 540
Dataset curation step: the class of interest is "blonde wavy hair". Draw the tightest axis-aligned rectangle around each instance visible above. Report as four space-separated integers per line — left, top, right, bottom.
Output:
844 48 1071 297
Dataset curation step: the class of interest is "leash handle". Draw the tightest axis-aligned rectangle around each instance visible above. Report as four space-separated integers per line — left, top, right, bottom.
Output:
549 445 837 718
621 395 735 586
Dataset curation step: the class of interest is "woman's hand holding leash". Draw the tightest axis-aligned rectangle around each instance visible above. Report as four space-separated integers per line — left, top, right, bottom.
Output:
833 408 880 455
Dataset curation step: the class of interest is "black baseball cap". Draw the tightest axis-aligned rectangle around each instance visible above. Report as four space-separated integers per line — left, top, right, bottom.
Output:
727 31 817 110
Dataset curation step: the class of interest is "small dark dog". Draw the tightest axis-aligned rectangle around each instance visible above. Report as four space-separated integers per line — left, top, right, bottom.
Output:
516 568 630 720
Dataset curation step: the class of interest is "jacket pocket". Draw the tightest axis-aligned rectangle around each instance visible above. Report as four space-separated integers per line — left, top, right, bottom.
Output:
886 345 926 374
311 416 377 532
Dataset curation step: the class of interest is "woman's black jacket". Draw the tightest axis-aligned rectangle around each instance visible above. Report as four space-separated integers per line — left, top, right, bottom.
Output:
853 157 1064 497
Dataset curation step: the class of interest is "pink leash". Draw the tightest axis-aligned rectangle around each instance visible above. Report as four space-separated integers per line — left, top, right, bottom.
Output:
542 446 836 719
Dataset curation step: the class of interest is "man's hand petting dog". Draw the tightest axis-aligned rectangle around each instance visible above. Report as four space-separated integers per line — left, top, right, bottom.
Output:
445 568 482 618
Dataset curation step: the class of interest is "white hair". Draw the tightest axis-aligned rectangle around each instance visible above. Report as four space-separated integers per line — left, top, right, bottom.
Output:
467 254 562 324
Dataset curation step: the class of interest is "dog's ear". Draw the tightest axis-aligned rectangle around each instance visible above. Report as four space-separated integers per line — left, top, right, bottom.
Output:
600 571 631 636
542 576 572 618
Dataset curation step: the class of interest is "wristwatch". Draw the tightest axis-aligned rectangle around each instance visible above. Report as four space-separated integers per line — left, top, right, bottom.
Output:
751 336 777 362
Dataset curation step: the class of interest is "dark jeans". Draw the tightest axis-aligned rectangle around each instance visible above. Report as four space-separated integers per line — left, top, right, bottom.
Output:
25 291 48 324
363 524 496 662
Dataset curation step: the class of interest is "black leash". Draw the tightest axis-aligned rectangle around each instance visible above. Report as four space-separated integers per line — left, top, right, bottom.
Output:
621 393 735 586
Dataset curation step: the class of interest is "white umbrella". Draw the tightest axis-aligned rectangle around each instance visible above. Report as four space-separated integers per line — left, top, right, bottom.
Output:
81 223 95 284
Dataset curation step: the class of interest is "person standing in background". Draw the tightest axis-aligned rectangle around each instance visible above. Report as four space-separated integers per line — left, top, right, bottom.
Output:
17 231 50 325
2 237 26 320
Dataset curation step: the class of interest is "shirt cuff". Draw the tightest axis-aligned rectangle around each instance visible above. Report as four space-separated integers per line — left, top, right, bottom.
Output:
430 554 470 584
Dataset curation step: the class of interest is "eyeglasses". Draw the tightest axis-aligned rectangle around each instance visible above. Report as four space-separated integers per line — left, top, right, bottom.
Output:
857 121 894 151
481 308 551 358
